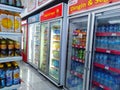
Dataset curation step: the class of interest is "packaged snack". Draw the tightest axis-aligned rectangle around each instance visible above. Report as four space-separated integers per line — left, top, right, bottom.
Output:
7 12 14 32
14 13 21 33
0 10 8 32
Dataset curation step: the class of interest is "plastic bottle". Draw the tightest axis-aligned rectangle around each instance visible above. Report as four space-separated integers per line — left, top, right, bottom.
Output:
0 0 7 4
8 0 15 6
15 0 22 7
0 64 5 88
12 62 20 85
5 62 13 86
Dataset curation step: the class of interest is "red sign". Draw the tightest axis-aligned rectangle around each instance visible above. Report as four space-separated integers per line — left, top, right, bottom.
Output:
68 0 120 15
40 3 63 22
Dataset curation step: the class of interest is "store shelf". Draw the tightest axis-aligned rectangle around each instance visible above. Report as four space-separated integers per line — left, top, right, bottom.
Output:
0 4 23 13
92 80 111 90
96 48 120 55
53 34 60 35
72 44 85 49
51 66 59 70
52 49 60 51
70 70 83 79
53 40 60 42
71 56 84 63
52 58 59 61
96 32 120 36
94 62 120 74
0 32 22 37
2 84 20 90
0 56 22 63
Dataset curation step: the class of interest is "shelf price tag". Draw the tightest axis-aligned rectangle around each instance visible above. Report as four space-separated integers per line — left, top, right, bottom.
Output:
112 33 116 36
74 72 77 75
106 50 111 53
105 66 109 70
99 85 104 88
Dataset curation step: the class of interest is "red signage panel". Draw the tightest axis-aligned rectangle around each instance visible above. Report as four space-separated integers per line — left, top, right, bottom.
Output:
68 0 120 15
40 3 63 22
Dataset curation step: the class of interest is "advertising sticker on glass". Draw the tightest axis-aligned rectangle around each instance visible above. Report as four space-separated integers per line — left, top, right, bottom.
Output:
27 0 36 12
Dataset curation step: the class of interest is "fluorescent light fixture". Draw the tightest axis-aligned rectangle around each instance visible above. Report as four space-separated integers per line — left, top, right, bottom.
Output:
109 20 120 24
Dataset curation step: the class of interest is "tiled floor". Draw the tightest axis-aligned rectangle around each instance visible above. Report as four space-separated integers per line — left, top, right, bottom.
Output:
18 61 63 90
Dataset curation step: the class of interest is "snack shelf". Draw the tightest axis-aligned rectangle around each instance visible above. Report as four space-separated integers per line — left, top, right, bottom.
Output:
94 62 120 74
70 70 83 79
71 56 85 63
96 48 120 55
92 80 111 90
0 32 22 37
2 84 20 90
72 44 85 49
96 32 120 36
0 56 22 63
0 4 23 13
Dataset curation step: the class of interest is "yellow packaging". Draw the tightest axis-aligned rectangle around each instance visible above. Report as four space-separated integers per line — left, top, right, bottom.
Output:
0 10 8 32
7 12 14 32
14 13 21 33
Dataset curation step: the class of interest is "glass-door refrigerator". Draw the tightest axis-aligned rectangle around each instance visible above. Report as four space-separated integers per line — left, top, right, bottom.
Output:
89 4 120 90
65 14 91 90
38 3 67 86
21 20 28 62
28 14 40 68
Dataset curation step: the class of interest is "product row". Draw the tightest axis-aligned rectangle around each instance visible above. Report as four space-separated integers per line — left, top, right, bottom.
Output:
0 61 20 88
72 29 86 46
67 75 83 89
97 24 120 32
0 10 21 33
93 69 120 90
72 48 85 60
71 60 84 74
96 36 120 50
0 38 21 57
0 0 22 7
95 53 120 69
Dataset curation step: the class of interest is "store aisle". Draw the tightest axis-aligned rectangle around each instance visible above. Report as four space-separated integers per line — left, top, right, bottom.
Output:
18 61 63 90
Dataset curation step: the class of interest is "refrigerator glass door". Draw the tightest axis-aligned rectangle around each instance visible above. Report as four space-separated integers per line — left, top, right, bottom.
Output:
49 20 62 82
66 16 88 90
32 23 40 67
39 22 49 73
28 24 34 63
91 10 120 90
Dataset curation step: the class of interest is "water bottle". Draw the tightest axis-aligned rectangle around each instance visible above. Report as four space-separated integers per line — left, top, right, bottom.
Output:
117 24 120 32
115 55 120 69
101 25 106 32
106 25 109 32
109 24 114 32
103 54 107 65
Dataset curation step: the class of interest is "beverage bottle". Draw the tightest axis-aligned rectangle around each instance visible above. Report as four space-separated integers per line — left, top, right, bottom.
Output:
0 64 5 88
15 0 22 7
101 25 106 32
103 54 107 65
0 0 7 4
8 0 15 6
105 25 109 32
117 24 120 32
109 24 114 32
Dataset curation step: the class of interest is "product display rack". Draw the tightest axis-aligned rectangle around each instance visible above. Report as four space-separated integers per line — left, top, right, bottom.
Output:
0 3 23 90
0 4 23 13
1 84 21 90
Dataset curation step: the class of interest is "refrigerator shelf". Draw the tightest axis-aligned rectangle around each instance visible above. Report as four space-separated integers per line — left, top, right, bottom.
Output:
70 70 83 79
0 56 22 63
52 58 59 61
0 4 23 13
96 32 120 36
96 48 120 55
92 80 111 90
53 34 60 35
51 66 59 70
94 62 120 74
71 56 85 63
53 40 60 42
2 84 21 90
72 44 85 49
